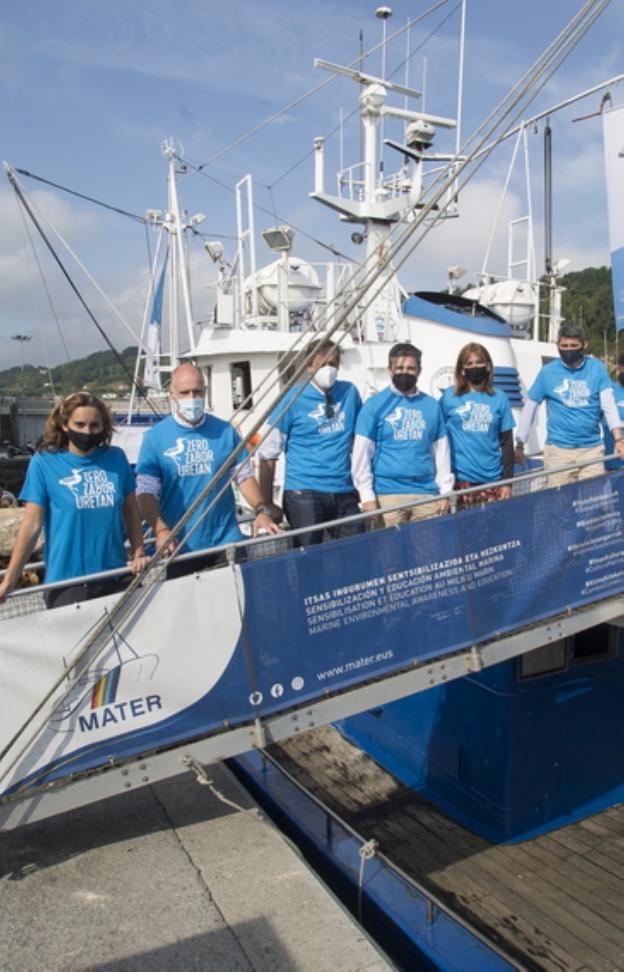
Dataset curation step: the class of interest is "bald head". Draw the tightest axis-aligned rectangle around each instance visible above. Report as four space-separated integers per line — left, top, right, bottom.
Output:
171 364 204 394
170 364 205 425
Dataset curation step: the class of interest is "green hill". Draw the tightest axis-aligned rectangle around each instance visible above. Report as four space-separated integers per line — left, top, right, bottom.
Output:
559 266 616 359
0 346 139 398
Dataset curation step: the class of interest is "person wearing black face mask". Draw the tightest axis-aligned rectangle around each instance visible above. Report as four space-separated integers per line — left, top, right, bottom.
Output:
0 391 149 608
441 343 515 509
602 352 624 471
515 323 624 487
352 342 453 527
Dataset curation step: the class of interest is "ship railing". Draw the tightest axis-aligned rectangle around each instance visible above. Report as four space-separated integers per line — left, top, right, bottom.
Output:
0 451 618 623
1 462 622 830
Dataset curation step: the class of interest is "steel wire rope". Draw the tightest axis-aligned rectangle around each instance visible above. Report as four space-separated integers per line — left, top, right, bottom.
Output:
109 0 615 551
180 1 458 262
12 168 147 224
267 1 462 192
110 0 618 558
10 164 190 396
0 0 610 786
4 168 158 413
15 194 70 380
196 0 455 169
210 0 584 429
7 168 148 353
173 153 354 261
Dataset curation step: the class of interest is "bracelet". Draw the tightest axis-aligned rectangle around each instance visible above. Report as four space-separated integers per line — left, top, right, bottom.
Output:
254 504 272 517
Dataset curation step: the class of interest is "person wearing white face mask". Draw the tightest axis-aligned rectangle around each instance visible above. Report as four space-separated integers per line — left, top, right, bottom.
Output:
136 364 278 572
257 340 364 546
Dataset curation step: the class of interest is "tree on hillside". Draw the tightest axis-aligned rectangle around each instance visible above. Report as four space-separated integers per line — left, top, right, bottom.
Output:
559 266 615 359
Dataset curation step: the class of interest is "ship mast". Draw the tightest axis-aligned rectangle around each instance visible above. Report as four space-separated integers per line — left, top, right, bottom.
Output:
311 11 459 342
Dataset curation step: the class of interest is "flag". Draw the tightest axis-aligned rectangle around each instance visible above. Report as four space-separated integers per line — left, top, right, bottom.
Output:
603 105 624 332
144 247 168 389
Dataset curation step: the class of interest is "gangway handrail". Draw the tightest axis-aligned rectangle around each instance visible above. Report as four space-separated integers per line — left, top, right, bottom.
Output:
0 452 620 599
1 587 622 831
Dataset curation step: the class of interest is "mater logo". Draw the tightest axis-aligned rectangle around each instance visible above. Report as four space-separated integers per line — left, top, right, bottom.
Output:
50 625 161 735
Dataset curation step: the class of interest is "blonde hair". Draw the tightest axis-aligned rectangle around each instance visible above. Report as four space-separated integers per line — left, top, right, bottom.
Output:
454 343 494 395
40 392 114 452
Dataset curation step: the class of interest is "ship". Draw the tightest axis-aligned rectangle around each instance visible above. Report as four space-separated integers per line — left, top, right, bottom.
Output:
1 3 624 968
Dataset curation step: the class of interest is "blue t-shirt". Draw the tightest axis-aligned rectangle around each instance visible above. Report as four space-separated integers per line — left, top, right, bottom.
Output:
603 379 624 470
136 415 245 551
356 387 447 495
20 446 135 584
271 380 361 492
441 387 515 484
529 356 611 448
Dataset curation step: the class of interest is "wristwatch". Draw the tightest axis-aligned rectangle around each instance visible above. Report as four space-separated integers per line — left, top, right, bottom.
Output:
254 504 273 517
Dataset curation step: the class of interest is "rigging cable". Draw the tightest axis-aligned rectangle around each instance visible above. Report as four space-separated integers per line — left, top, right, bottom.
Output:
7 168 153 354
197 0 455 169
267 1 461 193
174 153 353 261
15 195 71 368
13 168 146 224
4 165 158 413
0 0 612 787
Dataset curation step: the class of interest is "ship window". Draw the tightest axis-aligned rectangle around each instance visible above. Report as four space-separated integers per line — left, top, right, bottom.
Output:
231 361 253 410
572 624 618 663
519 640 568 680
201 366 213 410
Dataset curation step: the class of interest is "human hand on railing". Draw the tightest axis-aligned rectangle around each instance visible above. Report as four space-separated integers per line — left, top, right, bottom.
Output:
499 485 512 500
128 553 152 575
155 528 178 557
514 442 526 466
252 510 282 537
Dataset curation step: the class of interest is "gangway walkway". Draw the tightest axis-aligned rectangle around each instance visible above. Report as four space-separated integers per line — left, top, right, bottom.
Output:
1 470 623 831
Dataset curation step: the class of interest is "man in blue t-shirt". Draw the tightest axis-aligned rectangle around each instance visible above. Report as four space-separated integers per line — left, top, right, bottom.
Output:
351 342 453 527
257 340 364 546
603 353 624 471
136 364 277 570
515 323 624 486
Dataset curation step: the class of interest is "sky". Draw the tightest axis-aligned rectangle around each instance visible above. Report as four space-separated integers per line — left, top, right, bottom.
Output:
1 0 623 370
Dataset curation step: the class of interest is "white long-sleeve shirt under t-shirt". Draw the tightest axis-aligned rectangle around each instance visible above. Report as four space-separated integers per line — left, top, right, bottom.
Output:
351 385 454 504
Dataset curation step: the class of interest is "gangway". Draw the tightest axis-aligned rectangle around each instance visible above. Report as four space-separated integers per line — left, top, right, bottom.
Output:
1 468 623 832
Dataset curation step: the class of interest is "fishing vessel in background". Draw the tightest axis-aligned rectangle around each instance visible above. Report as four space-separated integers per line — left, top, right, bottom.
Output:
2 2 624 968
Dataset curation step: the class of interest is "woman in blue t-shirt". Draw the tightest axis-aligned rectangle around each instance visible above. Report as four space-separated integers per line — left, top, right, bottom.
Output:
0 392 148 607
441 343 515 509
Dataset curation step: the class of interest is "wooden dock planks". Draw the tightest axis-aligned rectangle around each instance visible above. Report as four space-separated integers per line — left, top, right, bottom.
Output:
271 726 624 972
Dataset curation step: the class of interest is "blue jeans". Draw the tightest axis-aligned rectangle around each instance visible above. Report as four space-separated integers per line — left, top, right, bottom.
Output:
283 489 364 547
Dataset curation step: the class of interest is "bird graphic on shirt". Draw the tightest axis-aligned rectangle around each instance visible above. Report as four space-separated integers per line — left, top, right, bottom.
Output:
59 469 83 496
164 438 186 462
553 377 590 408
456 401 473 419
554 378 572 398
384 407 404 429
308 403 326 423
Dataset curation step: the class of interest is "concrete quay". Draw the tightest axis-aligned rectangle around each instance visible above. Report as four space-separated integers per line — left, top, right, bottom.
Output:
0 763 391 971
